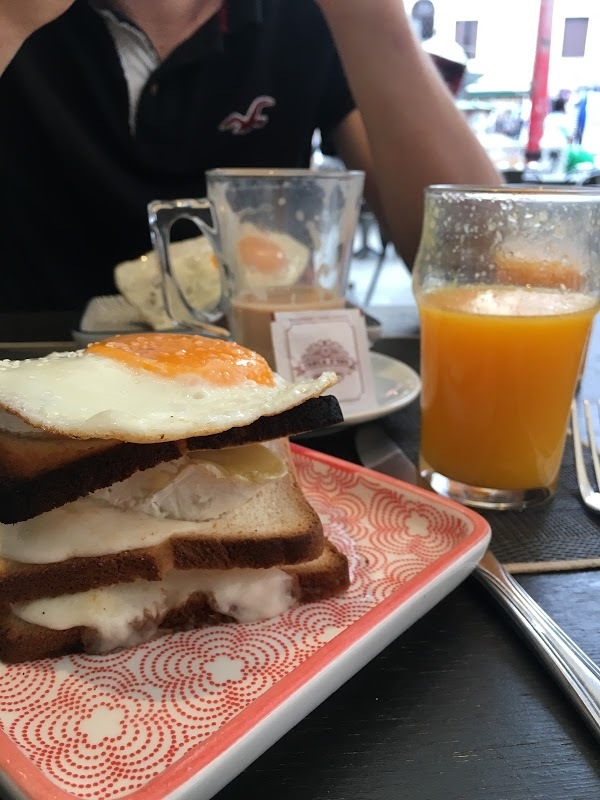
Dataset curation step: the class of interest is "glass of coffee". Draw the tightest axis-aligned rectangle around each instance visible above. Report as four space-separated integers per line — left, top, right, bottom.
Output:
148 168 365 366
414 185 600 510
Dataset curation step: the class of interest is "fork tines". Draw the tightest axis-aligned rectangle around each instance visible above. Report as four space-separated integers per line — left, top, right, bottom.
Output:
572 399 600 513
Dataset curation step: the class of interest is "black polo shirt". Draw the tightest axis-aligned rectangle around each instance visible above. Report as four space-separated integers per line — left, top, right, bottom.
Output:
0 0 355 311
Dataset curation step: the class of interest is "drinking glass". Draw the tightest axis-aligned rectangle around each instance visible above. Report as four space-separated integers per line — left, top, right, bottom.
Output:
413 185 600 510
148 168 364 367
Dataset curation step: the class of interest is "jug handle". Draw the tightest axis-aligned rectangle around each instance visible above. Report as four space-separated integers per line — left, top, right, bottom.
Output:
147 198 226 330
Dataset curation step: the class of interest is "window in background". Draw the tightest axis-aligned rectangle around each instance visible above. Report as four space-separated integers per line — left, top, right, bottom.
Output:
455 20 478 59
562 17 588 58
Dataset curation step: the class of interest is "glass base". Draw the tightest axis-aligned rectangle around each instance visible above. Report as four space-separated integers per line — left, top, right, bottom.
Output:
419 457 555 511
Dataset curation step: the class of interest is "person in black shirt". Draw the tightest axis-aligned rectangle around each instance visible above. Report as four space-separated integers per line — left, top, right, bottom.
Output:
0 0 499 311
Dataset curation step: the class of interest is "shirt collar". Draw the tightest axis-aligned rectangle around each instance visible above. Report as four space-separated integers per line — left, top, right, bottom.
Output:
91 1 263 34
90 0 264 70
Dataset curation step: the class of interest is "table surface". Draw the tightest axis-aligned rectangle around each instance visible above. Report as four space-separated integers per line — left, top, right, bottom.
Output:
1 313 600 800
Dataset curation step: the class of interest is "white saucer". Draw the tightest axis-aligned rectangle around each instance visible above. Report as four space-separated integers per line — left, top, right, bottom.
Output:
301 351 421 436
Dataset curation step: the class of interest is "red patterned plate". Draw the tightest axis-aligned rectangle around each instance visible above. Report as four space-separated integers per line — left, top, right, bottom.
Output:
0 446 490 800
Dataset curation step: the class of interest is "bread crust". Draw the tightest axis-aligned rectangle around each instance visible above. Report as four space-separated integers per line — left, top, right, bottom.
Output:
0 471 325 602
0 543 350 664
0 396 343 523
0 439 184 524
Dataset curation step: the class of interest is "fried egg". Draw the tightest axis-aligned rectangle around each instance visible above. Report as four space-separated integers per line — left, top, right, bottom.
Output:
236 222 310 287
0 333 337 442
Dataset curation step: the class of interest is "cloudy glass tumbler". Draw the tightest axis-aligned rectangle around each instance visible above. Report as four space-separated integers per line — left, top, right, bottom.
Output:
148 168 365 367
413 186 600 510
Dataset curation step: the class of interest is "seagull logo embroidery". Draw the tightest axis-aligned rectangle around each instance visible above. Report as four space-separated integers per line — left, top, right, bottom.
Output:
218 96 276 135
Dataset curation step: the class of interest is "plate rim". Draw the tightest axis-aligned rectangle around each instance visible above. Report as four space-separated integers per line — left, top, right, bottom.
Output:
300 351 421 437
0 446 490 800
351 350 421 424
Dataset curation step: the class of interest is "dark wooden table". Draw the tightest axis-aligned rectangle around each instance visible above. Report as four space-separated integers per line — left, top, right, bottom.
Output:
1 312 600 800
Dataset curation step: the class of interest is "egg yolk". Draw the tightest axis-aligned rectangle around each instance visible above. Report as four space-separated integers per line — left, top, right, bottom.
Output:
87 333 275 386
237 234 287 274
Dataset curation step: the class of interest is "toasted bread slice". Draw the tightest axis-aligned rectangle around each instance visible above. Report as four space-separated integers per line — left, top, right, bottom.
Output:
0 542 350 663
0 396 342 523
0 470 325 603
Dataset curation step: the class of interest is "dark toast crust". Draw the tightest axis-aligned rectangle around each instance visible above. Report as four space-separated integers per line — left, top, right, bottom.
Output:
0 396 343 523
0 548 166 605
185 396 342 449
0 543 350 664
0 528 325 604
0 440 184 524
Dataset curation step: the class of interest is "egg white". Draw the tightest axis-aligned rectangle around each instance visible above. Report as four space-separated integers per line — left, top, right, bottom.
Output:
0 350 337 442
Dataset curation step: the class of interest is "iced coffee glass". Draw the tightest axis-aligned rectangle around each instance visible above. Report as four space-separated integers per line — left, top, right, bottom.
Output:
148 168 365 367
413 186 600 510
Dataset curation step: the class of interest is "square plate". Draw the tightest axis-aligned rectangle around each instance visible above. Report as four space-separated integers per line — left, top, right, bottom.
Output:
0 446 490 800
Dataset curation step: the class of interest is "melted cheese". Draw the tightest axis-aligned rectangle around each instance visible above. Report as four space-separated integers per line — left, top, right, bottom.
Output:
12 568 296 653
0 443 287 564
93 443 287 521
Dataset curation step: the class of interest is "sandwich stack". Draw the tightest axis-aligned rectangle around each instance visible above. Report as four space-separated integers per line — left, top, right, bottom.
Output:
0 333 350 663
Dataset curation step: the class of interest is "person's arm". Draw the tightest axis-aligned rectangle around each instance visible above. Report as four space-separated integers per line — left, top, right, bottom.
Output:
317 0 501 268
0 0 75 74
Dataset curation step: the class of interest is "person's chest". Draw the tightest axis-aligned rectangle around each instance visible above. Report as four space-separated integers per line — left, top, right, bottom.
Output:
131 6 332 173
133 41 317 171
5 0 333 178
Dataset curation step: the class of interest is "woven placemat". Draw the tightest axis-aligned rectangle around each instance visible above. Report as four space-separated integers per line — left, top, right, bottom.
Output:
481 451 600 574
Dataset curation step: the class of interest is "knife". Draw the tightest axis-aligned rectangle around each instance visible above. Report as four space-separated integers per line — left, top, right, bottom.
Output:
355 424 600 742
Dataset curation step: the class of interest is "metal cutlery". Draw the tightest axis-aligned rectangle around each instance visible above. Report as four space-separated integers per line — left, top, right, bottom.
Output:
572 399 600 514
355 424 600 743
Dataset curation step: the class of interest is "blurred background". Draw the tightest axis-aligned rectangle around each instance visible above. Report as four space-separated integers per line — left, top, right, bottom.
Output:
344 0 600 308
413 0 600 182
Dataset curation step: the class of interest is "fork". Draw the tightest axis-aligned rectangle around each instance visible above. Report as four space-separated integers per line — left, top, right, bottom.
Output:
572 399 600 513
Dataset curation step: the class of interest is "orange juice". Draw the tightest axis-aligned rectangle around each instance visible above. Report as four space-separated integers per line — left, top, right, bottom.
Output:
419 285 598 490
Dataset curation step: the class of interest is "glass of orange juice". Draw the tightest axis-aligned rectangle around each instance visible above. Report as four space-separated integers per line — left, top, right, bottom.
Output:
413 186 600 510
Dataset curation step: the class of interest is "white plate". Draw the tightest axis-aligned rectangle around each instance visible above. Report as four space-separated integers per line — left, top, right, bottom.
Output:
0 446 490 800
301 351 421 437
346 351 421 425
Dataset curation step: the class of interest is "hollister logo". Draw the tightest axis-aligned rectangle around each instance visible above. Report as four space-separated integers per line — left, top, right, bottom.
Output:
218 96 276 135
